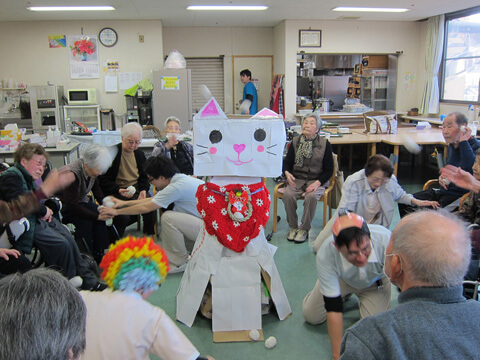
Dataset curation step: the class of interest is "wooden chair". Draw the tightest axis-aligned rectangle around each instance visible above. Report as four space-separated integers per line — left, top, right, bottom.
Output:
272 154 338 232
142 125 163 139
423 179 439 191
363 110 396 134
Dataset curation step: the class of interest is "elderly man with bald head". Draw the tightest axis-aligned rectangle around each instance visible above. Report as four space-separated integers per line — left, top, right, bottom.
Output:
340 210 480 359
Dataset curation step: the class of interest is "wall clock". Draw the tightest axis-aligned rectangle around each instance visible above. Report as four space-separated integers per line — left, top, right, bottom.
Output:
99 27 118 47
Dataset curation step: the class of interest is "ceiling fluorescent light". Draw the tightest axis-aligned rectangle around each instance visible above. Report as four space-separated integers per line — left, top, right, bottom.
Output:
27 6 115 11
187 5 268 11
332 7 410 13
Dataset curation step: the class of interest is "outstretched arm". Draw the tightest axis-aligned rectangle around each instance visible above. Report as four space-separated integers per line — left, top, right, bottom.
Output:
440 165 480 193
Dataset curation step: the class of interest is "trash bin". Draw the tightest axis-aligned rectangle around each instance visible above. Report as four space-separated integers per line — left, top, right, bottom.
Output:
100 109 115 130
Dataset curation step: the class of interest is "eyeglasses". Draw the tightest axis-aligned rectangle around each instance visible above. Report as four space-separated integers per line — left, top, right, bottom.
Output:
369 176 389 184
147 176 156 183
126 139 141 146
346 240 372 259
31 158 47 169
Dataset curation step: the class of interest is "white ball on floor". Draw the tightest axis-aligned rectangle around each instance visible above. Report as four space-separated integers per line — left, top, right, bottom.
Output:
265 336 277 349
400 134 421 154
249 329 260 341
126 185 136 196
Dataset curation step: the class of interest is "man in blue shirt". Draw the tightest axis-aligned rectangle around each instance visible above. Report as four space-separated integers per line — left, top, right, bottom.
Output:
240 69 258 115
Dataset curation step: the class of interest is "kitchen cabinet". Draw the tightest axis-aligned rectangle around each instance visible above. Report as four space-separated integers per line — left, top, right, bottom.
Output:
360 69 396 111
64 105 101 133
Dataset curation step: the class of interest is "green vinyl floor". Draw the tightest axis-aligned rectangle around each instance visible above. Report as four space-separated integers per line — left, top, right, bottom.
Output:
129 160 433 360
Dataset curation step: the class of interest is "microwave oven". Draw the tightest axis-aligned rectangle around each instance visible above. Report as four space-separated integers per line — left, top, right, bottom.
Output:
67 88 98 105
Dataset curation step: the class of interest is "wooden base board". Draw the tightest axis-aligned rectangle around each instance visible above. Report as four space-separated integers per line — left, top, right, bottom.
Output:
213 329 264 343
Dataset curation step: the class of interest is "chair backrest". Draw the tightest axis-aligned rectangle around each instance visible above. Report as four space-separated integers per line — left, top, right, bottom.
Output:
142 125 163 139
328 153 338 188
363 110 397 134
363 110 395 118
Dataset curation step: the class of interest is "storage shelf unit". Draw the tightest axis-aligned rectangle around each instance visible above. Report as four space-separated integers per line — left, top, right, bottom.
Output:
64 105 101 133
360 70 388 111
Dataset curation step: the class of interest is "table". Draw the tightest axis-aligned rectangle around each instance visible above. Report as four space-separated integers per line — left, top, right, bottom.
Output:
329 132 381 169
352 128 447 176
399 114 442 126
0 142 80 166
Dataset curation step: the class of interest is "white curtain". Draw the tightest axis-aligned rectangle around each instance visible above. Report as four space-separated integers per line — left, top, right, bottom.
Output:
420 15 445 115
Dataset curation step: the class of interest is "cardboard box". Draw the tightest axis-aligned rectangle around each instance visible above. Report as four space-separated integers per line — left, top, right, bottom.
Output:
362 55 388 69
354 63 362 75
348 76 361 85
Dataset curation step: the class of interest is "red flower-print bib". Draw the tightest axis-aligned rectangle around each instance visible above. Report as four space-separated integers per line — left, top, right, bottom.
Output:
196 181 270 253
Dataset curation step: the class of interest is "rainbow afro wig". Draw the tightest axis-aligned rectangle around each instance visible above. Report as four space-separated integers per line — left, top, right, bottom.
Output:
100 236 169 294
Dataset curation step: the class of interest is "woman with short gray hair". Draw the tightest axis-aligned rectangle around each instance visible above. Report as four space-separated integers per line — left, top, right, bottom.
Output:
0 268 87 360
283 114 333 243
151 116 194 175
60 144 114 263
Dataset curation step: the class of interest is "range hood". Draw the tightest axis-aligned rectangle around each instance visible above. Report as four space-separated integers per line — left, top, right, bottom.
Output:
312 54 362 70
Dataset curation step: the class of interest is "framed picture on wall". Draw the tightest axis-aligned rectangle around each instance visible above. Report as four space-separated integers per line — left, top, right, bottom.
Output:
299 30 321 47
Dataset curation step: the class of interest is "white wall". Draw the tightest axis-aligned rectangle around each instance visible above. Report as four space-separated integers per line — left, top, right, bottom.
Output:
279 20 426 119
163 27 274 113
1 20 434 124
273 21 286 75
0 20 163 115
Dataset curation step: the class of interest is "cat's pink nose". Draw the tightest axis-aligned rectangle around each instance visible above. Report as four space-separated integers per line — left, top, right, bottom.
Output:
233 144 246 155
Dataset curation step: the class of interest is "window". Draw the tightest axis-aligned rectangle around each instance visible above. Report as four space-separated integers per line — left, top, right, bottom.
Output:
441 7 480 103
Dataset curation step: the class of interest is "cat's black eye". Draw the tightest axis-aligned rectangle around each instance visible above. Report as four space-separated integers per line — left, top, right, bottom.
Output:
209 130 222 144
254 128 266 142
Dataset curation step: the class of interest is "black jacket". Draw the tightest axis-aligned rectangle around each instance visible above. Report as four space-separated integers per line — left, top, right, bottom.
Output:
99 143 150 198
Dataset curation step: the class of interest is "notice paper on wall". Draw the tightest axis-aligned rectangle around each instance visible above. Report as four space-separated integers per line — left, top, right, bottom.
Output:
119 72 143 90
105 75 118 92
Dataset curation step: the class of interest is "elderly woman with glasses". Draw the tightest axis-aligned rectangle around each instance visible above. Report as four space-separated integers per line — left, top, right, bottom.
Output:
98 122 156 237
151 116 194 175
312 154 438 252
283 113 334 243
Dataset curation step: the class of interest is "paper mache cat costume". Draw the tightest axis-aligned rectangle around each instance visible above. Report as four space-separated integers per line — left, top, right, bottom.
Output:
176 97 292 340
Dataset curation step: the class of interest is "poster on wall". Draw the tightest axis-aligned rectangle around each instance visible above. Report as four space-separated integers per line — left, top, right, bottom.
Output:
68 35 99 79
160 76 180 90
119 72 142 90
403 71 416 91
48 35 66 48
103 60 119 72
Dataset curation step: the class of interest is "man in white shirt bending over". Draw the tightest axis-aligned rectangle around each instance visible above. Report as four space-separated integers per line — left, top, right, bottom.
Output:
302 212 391 360
100 155 203 273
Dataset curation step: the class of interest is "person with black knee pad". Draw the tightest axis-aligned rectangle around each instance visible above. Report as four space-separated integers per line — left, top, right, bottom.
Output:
302 212 391 360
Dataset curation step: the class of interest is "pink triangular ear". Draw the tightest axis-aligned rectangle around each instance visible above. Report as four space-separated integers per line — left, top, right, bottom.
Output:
251 107 283 119
201 99 220 117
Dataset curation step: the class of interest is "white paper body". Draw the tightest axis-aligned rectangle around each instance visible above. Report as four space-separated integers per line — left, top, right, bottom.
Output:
176 226 292 331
